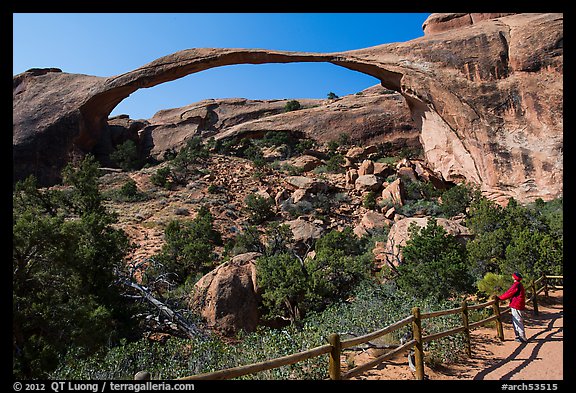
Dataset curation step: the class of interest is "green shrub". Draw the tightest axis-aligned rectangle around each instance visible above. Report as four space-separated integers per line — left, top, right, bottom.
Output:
284 100 301 112
229 225 265 256
466 196 563 281
262 131 293 147
105 179 148 202
169 137 209 184
397 199 442 217
295 138 316 153
396 218 474 301
154 206 222 282
403 179 442 201
243 144 266 167
110 140 141 171
318 154 344 173
244 193 275 224
256 227 370 323
326 140 339 155
439 182 479 217
337 133 350 147
13 155 135 379
477 272 513 298
150 166 173 189
362 191 377 210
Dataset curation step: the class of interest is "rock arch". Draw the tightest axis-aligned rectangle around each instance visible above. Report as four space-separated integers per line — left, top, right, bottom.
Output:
13 13 563 204
79 49 405 149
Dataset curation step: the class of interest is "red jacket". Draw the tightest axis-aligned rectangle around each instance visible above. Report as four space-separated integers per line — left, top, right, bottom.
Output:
499 280 526 310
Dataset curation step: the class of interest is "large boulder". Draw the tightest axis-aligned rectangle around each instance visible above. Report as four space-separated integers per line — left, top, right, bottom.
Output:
190 252 261 336
285 218 324 243
353 211 392 238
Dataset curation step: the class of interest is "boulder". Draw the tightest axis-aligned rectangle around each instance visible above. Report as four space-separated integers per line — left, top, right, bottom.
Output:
283 155 324 172
381 178 406 206
413 160 448 190
397 166 418 183
345 146 366 160
355 174 382 192
190 252 261 336
354 211 392 238
286 218 324 243
373 162 394 178
345 168 359 187
284 176 329 193
358 160 375 176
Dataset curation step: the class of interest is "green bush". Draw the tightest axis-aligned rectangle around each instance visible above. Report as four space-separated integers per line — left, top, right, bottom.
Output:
337 133 350 147
110 140 141 171
51 277 471 380
244 193 275 224
262 131 293 147
403 179 442 201
396 218 474 301
284 100 301 112
256 227 370 323
243 144 266 167
466 196 563 281
154 206 222 282
318 154 344 173
397 199 442 217
362 191 377 210
150 166 173 189
105 179 148 202
13 155 135 379
439 182 479 217
169 137 209 184
477 272 513 298
229 225 265 256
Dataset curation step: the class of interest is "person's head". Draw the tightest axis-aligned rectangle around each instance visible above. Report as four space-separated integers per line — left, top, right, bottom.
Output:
512 272 523 281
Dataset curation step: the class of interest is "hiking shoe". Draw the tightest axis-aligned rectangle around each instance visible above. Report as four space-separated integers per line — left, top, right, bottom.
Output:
515 337 527 343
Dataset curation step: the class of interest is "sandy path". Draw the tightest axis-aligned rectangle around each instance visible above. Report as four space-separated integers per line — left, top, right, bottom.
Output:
347 290 563 380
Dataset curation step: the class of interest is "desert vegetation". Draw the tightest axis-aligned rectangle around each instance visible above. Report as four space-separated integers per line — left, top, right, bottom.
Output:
13 132 563 380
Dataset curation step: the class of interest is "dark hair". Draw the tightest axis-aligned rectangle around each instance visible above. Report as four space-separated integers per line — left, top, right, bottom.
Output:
513 271 523 279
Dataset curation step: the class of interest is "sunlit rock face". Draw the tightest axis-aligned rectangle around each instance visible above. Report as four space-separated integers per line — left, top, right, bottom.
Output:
13 13 562 204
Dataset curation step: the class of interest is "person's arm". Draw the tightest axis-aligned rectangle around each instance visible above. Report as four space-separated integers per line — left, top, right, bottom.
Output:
499 282 519 301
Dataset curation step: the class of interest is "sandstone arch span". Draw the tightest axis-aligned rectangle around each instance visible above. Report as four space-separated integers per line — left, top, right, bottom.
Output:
79 49 404 149
13 13 562 204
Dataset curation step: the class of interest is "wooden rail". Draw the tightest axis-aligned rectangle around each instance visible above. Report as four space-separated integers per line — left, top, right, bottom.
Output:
138 274 561 381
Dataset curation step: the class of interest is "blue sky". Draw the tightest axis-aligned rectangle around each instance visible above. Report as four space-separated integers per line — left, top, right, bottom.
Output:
13 13 430 120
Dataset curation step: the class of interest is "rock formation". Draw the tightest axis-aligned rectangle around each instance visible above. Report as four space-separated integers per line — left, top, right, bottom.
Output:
190 252 261 336
13 13 563 204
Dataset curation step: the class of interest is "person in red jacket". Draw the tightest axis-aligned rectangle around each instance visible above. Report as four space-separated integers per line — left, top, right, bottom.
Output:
499 272 527 342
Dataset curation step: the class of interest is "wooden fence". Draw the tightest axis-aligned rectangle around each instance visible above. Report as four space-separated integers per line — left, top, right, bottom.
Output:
137 274 562 381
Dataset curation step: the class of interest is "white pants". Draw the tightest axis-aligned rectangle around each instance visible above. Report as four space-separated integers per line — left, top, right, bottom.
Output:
511 308 526 340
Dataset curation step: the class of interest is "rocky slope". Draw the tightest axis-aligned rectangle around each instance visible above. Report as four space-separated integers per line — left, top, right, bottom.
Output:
97 137 462 335
14 13 563 205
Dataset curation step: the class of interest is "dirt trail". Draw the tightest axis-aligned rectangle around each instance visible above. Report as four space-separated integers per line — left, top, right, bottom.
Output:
347 290 563 380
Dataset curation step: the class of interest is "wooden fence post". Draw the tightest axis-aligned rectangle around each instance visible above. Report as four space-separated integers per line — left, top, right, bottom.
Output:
491 295 504 341
543 275 549 298
412 307 425 380
531 279 539 316
461 300 471 357
328 333 341 380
